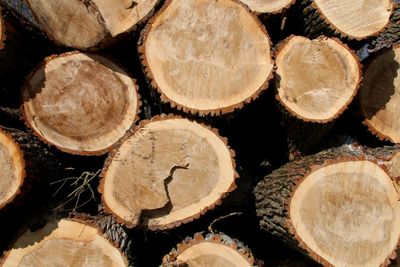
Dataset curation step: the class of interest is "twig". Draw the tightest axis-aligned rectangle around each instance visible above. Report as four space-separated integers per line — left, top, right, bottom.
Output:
208 212 243 234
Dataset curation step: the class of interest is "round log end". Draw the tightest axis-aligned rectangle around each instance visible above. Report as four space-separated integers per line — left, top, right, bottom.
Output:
313 0 393 39
26 0 159 49
141 0 273 115
163 233 256 266
0 130 25 209
361 46 400 143
239 0 295 14
1 218 128 267
276 36 361 122
100 115 237 230
21 52 140 156
289 160 400 267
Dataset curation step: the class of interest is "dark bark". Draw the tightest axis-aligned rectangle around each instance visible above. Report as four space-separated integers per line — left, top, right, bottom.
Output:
357 3 400 61
254 144 400 253
0 2 53 107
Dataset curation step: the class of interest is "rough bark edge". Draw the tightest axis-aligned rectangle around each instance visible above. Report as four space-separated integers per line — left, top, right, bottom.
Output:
303 0 393 40
0 212 132 267
246 0 296 15
98 114 239 230
0 128 26 209
274 35 362 123
20 50 142 156
0 9 5 49
361 44 400 144
138 0 274 116
25 0 160 50
162 232 256 266
282 150 400 266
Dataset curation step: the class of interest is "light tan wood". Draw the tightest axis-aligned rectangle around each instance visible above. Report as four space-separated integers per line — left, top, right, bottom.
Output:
163 234 256 266
26 0 158 49
2 219 127 267
141 0 273 115
239 0 295 13
0 130 24 209
21 52 139 155
100 116 236 229
289 161 400 267
177 242 250 266
276 36 360 122
313 0 392 39
361 47 400 143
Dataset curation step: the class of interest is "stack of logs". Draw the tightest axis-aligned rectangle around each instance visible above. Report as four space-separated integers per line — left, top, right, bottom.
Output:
0 0 400 266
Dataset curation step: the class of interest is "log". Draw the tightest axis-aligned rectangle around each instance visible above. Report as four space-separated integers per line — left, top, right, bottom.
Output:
1 214 131 266
275 36 361 122
25 0 160 50
275 35 361 152
21 51 140 156
302 0 393 40
360 46 400 143
139 0 274 115
99 115 238 230
0 127 59 209
255 144 400 267
238 0 295 14
162 233 258 266
357 3 400 60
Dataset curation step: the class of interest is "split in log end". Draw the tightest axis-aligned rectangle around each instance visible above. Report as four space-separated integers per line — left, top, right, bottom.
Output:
26 0 160 49
100 115 237 230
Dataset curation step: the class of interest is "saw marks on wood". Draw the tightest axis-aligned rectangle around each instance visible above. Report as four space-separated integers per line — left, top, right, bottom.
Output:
239 0 294 14
313 0 392 39
2 219 127 267
100 117 236 229
361 47 400 143
0 130 24 209
21 52 139 155
290 161 400 267
142 0 273 115
26 0 158 49
276 36 360 122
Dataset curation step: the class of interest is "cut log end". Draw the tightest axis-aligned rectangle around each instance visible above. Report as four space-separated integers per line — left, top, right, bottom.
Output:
361 46 400 143
276 36 360 122
312 0 393 39
21 52 140 155
26 0 159 49
289 160 400 267
0 130 25 209
163 233 256 266
141 0 273 115
239 0 295 14
1 219 128 267
100 116 237 229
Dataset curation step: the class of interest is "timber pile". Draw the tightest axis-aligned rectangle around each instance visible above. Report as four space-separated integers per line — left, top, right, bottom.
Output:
0 0 399 266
